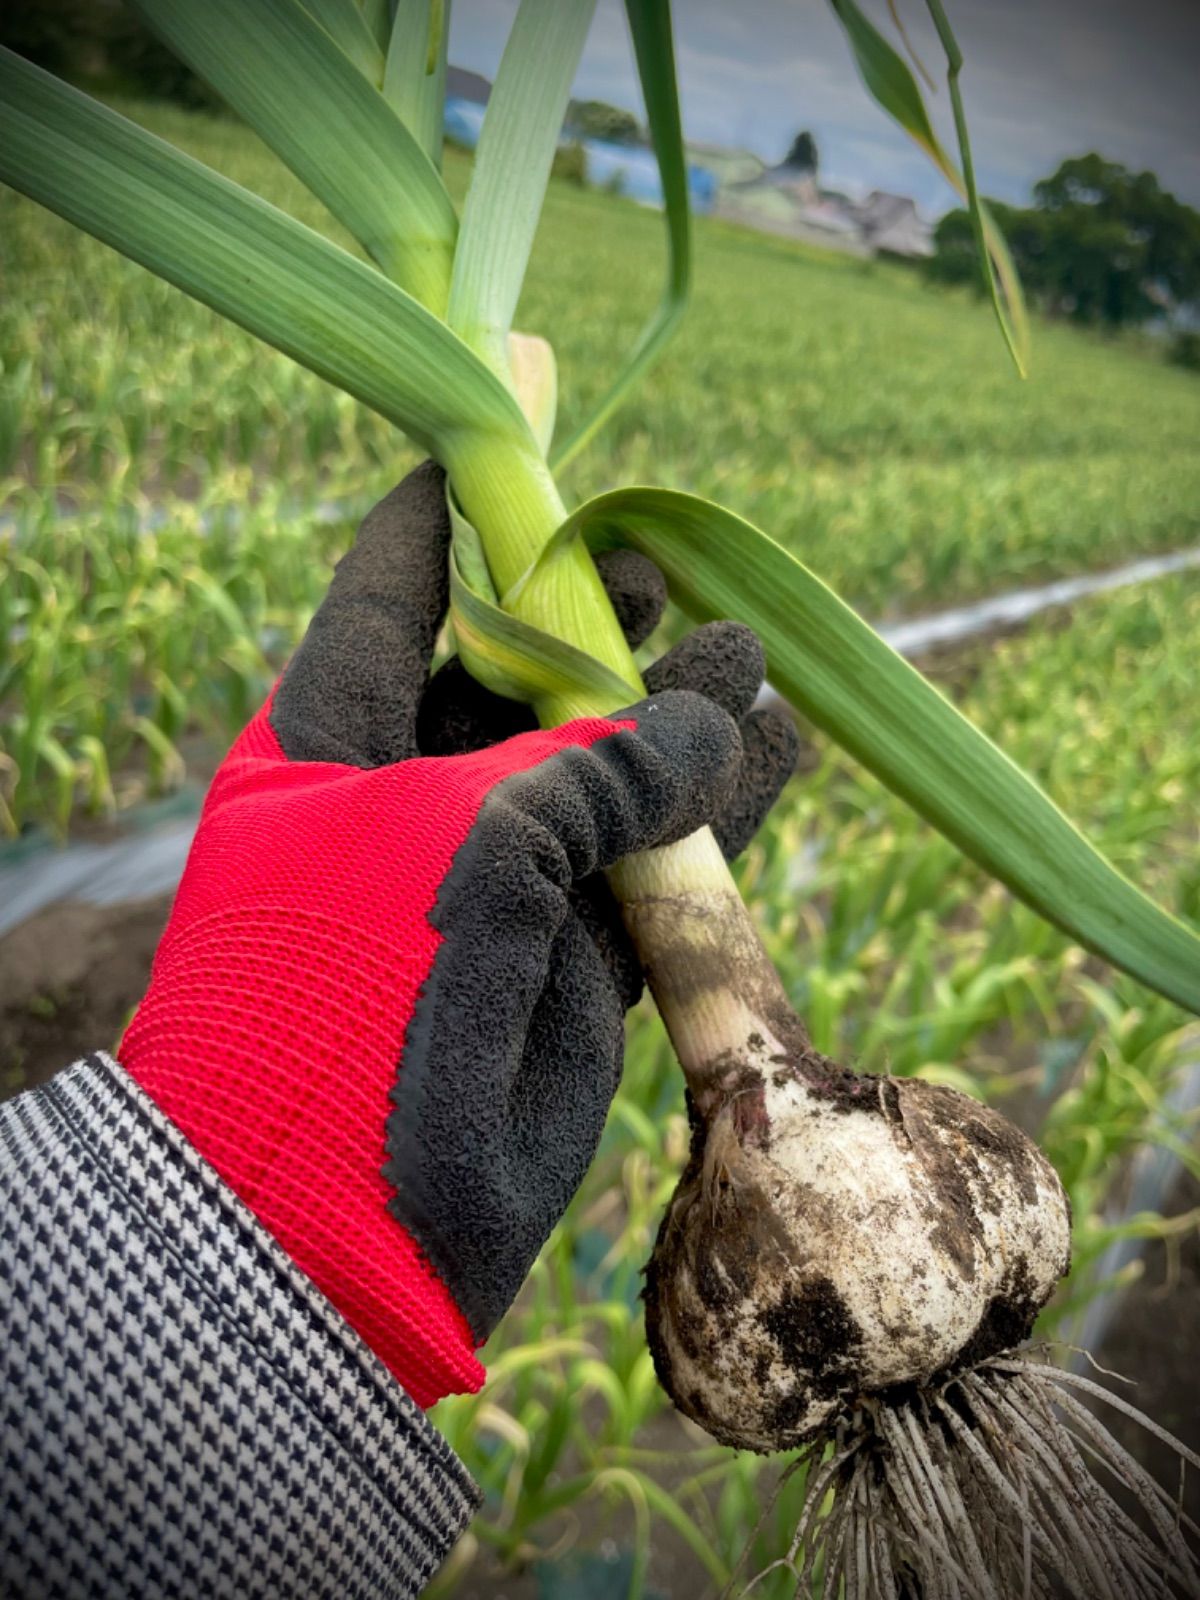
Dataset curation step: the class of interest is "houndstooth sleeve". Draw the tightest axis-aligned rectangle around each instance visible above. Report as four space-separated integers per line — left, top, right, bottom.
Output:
0 1053 481 1600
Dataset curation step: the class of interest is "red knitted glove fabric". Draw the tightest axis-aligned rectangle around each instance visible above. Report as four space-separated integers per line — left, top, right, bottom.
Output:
120 693 632 1407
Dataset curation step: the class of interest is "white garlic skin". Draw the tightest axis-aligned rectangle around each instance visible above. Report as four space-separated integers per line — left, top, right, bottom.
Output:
645 1066 1072 1453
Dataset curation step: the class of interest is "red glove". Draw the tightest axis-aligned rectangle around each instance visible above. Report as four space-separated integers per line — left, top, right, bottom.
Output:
119 465 797 1406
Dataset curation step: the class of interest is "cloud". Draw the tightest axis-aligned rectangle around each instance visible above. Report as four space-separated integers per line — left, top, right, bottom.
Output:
449 0 1200 208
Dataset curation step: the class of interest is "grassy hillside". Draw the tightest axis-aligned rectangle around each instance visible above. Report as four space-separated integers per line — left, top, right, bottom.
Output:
4 95 1199 621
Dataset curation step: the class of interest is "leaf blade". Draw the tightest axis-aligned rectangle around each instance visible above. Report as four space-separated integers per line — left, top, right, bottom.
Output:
828 0 940 156
0 49 522 457
827 0 1028 375
297 0 385 80
561 486 1200 1014
450 538 635 715
129 0 456 309
922 0 1026 377
383 0 451 165
551 0 693 472
447 0 598 379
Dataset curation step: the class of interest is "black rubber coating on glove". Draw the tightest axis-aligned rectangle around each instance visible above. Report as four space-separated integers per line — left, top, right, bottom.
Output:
271 461 451 767
418 617 798 1011
711 707 801 860
267 461 800 1340
416 656 533 756
592 548 668 650
384 691 742 1340
414 548 670 758
422 622 797 866
643 619 764 721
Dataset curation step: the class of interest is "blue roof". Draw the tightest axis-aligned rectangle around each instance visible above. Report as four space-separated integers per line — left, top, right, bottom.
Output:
444 98 487 148
443 99 716 213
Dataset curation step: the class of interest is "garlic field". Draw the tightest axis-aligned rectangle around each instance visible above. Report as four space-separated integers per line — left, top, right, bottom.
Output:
3 95 1199 1597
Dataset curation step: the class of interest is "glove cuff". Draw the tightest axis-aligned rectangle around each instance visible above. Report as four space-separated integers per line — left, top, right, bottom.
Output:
2 1053 481 1597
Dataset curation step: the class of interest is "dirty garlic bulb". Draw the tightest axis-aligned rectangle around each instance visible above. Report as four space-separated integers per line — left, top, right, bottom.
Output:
643 1047 1072 1452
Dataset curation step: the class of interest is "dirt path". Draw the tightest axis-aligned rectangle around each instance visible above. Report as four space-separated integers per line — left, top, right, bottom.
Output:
0 895 171 1098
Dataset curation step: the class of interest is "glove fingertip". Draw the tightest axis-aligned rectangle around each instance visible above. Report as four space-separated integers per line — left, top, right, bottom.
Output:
594 549 668 650
644 621 765 722
713 705 800 860
269 461 452 766
620 687 743 825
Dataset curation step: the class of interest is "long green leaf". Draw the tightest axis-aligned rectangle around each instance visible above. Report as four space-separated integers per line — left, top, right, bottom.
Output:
551 0 692 473
827 0 1028 375
129 0 456 310
551 487 1199 1014
447 0 598 380
359 0 393 53
923 0 1024 375
384 0 451 164
297 0 385 80
829 0 939 152
0 49 523 460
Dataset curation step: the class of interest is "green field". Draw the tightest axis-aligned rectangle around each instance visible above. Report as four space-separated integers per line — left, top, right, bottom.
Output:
4 97 1200 1595
4 99 1200 836
4 97 1200 834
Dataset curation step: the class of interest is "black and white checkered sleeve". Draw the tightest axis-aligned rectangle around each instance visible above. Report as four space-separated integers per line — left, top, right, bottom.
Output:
0 1053 481 1600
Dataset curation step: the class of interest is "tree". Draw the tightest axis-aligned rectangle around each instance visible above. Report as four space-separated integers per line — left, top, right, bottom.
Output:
565 98 642 146
1 0 221 109
929 153 1200 329
783 130 819 175
0 0 86 76
550 141 587 187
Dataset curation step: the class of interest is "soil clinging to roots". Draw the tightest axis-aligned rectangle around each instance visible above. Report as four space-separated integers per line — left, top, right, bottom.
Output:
628 874 1195 1596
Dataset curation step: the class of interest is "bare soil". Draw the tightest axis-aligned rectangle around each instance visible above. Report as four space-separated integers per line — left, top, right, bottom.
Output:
0 895 171 1098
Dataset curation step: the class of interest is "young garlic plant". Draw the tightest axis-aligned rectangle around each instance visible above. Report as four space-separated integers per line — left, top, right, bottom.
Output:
471 339 1076 1461
4 0 1198 1591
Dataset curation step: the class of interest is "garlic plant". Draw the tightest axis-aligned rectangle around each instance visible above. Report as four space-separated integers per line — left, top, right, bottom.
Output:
4 1 1198 1592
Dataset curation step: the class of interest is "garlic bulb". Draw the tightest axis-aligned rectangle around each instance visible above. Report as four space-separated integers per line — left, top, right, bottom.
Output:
644 1052 1071 1453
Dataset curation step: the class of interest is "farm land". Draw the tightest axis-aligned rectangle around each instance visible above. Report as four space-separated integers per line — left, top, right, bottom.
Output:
3 97 1199 1598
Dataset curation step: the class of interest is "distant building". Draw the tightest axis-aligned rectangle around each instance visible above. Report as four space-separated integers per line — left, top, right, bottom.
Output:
684 141 764 191
715 155 933 259
718 154 863 253
576 139 716 212
856 190 934 258
440 73 925 249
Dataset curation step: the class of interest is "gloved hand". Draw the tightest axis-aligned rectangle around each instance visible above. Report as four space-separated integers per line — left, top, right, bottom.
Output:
119 463 798 1407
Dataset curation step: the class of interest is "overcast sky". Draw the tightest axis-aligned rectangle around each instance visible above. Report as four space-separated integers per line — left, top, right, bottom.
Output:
448 0 1200 215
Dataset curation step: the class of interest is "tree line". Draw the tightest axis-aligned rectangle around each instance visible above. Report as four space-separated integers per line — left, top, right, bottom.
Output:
3 0 220 109
931 155 1200 343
